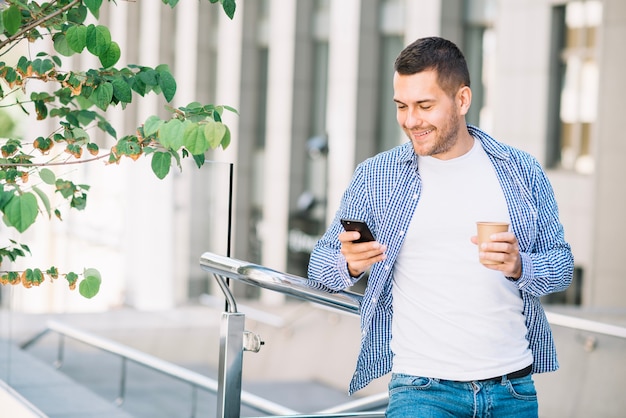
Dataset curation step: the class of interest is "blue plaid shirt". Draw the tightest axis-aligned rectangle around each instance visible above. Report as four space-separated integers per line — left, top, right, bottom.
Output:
307 126 574 395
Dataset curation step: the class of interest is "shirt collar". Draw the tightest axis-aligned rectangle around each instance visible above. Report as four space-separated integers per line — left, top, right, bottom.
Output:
468 125 511 161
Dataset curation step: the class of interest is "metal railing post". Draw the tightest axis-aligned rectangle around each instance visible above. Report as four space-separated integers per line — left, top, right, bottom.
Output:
217 311 246 418
116 357 127 406
54 334 65 368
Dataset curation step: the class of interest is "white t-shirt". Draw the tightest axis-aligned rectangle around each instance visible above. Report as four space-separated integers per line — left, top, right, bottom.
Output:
391 139 533 380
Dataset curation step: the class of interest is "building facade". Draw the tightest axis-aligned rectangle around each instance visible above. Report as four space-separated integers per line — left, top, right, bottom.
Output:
4 0 624 311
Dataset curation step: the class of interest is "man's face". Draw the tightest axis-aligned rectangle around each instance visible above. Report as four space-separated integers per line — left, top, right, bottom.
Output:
393 69 467 160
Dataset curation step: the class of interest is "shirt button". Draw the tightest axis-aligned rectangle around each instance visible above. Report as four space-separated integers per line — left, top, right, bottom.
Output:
413 194 418 200
384 265 390 271
371 297 377 304
399 231 405 236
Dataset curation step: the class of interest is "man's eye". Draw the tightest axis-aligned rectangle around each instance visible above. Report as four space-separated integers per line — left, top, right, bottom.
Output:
420 105 432 110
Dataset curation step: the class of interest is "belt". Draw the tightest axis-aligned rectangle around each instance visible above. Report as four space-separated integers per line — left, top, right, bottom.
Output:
476 364 533 383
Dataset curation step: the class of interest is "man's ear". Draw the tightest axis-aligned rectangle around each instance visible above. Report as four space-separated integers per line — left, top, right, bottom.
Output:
457 86 472 116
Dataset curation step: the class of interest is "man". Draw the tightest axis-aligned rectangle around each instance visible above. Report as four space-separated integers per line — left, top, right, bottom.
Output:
307 37 573 417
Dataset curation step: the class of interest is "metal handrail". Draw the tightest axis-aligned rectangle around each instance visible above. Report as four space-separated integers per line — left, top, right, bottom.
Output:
19 320 298 417
199 252 363 315
200 252 626 340
545 311 626 339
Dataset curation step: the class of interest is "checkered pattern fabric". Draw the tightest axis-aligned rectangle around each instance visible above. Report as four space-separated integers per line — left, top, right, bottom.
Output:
307 125 574 395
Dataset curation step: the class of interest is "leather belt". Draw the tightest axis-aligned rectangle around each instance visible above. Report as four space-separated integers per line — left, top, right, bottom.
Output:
477 364 533 383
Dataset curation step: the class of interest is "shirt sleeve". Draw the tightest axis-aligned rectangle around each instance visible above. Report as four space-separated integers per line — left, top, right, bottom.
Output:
307 164 372 291
514 159 574 297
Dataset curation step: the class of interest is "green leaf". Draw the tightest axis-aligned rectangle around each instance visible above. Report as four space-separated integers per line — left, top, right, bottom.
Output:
170 148 182 169
87 143 99 155
75 95 94 110
3 193 38 233
158 118 185 149
66 25 87 53
79 268 101 298
67 5 88 24
86 24 112 57
99 41 120 68
92 82 113 111
32 186 52 218
192 153 205 169
138 69 158 86
222 0 236 19
31 59 53 75
131 76 146 96
71 193 87 210
84 0 103 19
158 70 176 102
115 136 143 159
39 168 56 185
3 5 21 36
76 110 97 126
151 151 171 179
53 33 74 57
24 268 44 286
66 271 78 286
143 115 164 137
0 187 13 210
221 125 231 149
55 179 76 199
34 100 48 120
111 77 132 103
183 124 209 155
97 119 117 138
71 127 89 141
223 104 238 114
204 120 227 149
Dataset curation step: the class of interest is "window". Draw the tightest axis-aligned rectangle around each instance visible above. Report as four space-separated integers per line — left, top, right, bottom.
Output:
547 1 602 174
376 0 404 153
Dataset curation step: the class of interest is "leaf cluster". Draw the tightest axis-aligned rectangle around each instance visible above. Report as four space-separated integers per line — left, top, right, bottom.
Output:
0 0 237 298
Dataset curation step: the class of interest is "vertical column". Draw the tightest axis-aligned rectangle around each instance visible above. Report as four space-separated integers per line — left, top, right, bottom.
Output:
259 0 298 304
213 4 244 261
171 1 200 304
123 2 176 309
590 0 626 307
404 0 442 42
325 0 362 225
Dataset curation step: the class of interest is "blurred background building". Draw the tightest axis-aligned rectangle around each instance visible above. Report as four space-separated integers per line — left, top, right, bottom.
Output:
2 0 624 313
0 1 624 416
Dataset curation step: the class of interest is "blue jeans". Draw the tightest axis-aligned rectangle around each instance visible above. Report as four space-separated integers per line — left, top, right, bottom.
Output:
386 373 538 418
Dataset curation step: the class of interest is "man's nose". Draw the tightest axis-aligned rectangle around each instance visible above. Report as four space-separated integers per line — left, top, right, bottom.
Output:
404 108 423 128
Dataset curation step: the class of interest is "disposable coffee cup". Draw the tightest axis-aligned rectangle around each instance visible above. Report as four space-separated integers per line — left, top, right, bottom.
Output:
476 221 509 265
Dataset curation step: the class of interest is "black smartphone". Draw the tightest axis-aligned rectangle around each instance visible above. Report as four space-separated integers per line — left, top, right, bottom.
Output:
340 218 376 243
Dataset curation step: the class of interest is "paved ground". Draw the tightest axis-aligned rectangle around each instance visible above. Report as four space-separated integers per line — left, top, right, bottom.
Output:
1 302 625 417
0 303 360 417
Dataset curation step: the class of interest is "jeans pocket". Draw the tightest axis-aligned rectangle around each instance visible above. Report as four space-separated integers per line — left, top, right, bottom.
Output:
506 375 538 401
388 373 433 395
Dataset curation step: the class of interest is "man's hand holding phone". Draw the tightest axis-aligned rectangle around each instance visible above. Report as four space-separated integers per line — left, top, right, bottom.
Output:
340 219 386 277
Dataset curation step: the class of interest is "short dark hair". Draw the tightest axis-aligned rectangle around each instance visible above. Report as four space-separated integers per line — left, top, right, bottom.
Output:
394 37 471 97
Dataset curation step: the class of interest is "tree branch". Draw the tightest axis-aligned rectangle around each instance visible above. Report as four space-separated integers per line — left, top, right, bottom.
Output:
0 152 112 167
0 0 82 51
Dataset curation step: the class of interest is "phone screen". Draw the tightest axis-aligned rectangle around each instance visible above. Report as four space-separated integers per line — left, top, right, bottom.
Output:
340 219 375 243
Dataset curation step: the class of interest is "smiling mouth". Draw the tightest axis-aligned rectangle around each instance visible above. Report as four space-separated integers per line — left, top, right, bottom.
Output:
413 129 433 138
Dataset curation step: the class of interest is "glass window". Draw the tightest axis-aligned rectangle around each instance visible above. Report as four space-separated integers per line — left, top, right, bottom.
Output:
548 1 602 174
376 0 404 153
